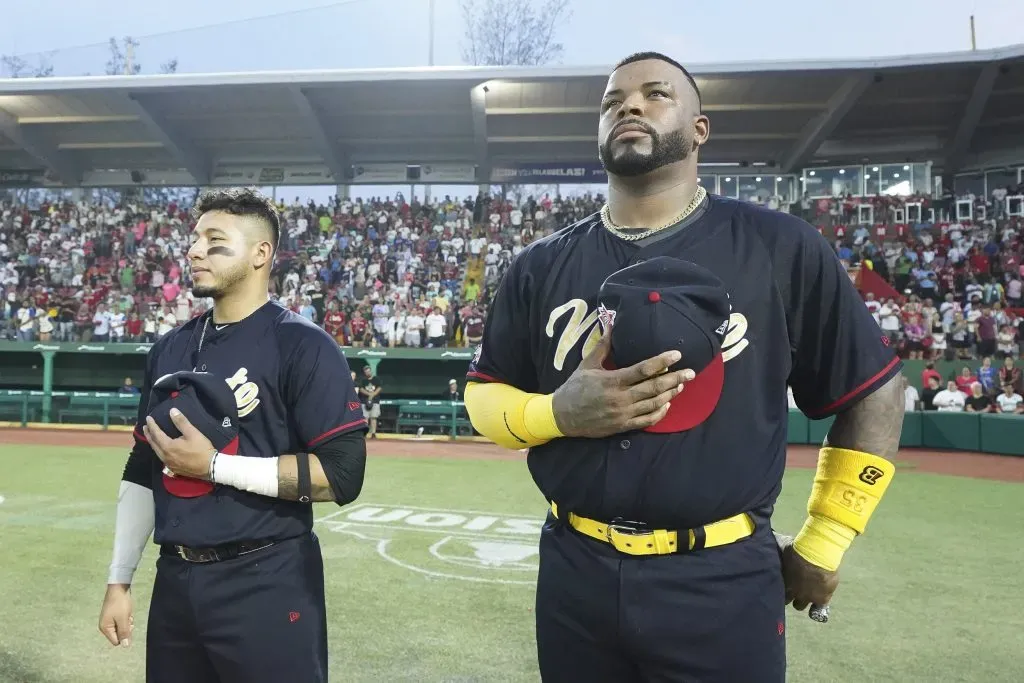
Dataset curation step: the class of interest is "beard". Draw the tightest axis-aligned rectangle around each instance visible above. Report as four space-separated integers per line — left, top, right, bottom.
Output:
599 126 690 178
191 261 249 299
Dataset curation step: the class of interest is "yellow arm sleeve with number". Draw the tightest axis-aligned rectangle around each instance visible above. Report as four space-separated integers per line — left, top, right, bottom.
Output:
793 447 895 572
464 381 563 450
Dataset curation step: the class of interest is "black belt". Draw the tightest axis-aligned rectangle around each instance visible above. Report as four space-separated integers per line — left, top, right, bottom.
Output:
163 539 275 564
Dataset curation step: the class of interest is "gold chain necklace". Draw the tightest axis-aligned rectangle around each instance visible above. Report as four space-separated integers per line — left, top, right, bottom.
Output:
600 185 707 242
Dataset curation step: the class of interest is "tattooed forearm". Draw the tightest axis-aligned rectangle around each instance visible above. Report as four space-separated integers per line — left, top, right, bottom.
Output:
824 373 905 461
276 454 337 502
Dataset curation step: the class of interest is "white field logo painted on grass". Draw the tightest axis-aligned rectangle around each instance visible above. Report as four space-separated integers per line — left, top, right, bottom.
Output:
317 504 545 585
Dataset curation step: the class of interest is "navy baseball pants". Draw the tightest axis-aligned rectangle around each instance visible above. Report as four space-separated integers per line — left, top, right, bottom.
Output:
535 513 786 683
146 532 328 683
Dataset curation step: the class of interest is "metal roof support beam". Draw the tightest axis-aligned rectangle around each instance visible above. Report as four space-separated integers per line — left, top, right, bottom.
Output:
943 62 999 175
127 93 211 185
780 74 872 172
0 108 81 184
471 84 489 184
289 87 349 182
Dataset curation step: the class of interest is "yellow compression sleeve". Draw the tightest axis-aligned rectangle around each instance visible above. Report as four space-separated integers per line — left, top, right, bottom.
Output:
464 381 563 450
793 447 895 572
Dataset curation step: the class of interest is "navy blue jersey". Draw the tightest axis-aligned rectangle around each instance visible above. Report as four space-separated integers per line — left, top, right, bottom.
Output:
467 196 901 529
128 301 367 547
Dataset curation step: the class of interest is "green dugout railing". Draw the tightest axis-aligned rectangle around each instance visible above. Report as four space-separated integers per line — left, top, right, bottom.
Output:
1 388 1021 456
0 391 473 440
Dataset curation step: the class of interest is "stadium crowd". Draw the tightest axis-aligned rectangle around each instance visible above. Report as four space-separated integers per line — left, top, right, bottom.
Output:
2 186 1022 411
0 191 598 349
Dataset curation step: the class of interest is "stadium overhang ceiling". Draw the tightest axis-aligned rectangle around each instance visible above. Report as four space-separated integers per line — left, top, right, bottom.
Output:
0 43 1021 188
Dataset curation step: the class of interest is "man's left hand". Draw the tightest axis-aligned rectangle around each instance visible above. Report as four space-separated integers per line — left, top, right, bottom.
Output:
774 532 840 613
144 409 216 481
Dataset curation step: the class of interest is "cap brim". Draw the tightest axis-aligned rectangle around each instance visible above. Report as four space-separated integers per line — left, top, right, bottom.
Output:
644 352 724 434
162 435 238 498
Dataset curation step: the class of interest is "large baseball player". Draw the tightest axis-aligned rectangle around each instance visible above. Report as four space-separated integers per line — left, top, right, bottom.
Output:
97 188 369 683
465 52 905 682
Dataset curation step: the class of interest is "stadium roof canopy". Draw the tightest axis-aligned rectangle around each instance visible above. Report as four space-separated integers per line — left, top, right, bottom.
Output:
0 43 1022 187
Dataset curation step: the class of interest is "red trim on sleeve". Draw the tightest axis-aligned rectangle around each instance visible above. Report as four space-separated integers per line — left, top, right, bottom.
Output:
806 356 901 418
467 371 502 383
307 418 368 448
133 426 148 443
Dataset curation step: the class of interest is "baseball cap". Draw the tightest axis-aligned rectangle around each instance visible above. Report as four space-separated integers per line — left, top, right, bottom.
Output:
597 256 732 433
148 371 240 498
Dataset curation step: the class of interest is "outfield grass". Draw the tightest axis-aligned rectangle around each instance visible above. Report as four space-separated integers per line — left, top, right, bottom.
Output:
0 444 1021 683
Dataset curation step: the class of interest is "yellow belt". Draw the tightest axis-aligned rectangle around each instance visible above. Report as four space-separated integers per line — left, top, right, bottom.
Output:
550 502 755 557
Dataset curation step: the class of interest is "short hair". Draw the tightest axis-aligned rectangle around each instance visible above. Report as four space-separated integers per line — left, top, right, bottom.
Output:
191 187 280 255
614 51 702 108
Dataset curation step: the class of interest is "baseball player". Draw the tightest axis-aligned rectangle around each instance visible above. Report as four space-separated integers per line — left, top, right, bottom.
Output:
464 52 905 682
97 188 369 683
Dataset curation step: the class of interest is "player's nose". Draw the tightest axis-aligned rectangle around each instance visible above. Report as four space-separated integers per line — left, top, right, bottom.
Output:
619 91 646 117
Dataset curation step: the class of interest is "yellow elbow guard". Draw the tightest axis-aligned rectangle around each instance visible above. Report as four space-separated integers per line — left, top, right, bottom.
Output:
465 382 563 450
793 447 895 572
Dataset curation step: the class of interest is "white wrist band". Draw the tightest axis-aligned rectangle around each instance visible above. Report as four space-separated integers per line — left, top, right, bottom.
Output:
108 481 155 585
212 453 280 498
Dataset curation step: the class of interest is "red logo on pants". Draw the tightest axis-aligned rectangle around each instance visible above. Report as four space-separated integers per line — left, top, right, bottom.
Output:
289 611 301 623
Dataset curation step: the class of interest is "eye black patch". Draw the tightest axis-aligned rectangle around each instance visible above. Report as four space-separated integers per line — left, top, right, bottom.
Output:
207 246 236 257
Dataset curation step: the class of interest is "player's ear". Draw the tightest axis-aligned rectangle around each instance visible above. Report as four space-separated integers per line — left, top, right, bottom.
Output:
693 114 710 148
252 240 273 270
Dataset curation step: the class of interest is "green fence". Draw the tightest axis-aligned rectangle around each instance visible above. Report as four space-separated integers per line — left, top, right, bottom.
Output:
0 341 476 398
0 344 1021 455
0 389 472 439
790 411 1024 457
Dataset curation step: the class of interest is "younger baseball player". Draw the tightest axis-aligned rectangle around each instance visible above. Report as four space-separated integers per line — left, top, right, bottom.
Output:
98 188 369 683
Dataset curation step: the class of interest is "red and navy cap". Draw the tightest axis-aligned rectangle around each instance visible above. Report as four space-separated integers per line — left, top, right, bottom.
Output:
148 371 239 498
597 256 732 433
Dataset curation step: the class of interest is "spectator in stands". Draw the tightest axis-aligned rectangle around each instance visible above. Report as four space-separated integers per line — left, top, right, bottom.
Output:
903 376 920 411
903 314 927 359
920 375 941 411
324 300 345 345
349 310 368 347
998 357 1022 394
933 380 966 412
996 324 1017 359
996 384 1024 414
425 306 447 348
120 376 139 394
976 356 998 395
976 307 998 357
16 298 35 341
92 303 111 343
949 312 970 359
920 362 941 389
463 305 485 348
965 382 995 413
879 297 902 344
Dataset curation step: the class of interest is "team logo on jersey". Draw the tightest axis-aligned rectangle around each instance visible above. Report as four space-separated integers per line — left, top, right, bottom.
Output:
597 304 616 332
546 299 751 372
225 367 261 418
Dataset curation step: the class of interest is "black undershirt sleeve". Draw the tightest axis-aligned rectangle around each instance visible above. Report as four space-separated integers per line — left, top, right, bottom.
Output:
314 431 367 506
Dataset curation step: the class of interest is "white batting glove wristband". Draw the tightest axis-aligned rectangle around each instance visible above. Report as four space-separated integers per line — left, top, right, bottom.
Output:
212 453 280 498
